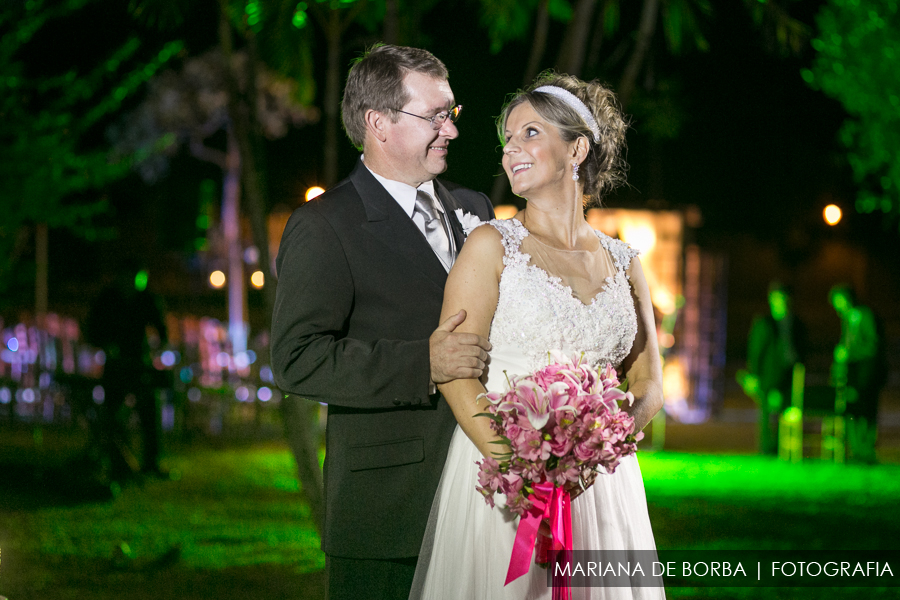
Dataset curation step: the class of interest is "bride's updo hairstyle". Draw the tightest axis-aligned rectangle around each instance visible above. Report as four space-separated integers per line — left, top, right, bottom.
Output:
497 72 628 206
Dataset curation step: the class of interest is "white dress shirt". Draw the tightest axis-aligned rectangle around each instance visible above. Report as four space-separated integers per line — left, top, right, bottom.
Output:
363 159 457 270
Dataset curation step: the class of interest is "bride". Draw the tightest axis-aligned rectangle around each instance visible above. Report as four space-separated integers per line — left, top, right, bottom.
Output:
410 73 666 599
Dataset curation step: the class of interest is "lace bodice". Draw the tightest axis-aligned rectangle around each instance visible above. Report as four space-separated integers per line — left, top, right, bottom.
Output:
484 218 639 373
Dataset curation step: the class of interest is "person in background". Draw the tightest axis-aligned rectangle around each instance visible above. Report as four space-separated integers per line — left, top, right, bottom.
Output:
85 260 168 481
829 284 886 463
739 282 805 455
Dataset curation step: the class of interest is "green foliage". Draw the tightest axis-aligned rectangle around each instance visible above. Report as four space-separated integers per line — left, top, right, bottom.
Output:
663 0 711 54
629 78 688 140
804 0 900 225
248 0 317 104
0 2 182 287
479 0 573 54
744 0 811 57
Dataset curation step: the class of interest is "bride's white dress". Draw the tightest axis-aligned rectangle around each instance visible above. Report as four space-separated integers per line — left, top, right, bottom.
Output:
410 219 665 600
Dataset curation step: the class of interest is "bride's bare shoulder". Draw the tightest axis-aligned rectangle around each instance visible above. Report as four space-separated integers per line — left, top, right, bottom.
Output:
462 220 505 251
455 222 505 277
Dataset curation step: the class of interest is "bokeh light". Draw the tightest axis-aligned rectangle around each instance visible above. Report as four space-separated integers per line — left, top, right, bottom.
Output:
494 204 518 220
160 350 177 367
134 269 149 292
305 186 325 201
824 204 842 225
209 270 226 288
251 270 265 288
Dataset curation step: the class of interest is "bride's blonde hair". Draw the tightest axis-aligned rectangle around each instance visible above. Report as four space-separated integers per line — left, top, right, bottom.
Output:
497 72 629 207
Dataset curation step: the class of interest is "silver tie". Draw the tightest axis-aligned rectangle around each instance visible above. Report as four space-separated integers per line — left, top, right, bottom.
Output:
414 189 454 270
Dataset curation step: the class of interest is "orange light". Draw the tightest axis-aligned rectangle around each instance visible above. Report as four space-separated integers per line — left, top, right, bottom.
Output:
493 204 518 220
824 204 842 226
305 186 325 202
250 270 265 288
209 270 226 288
659 332 675 349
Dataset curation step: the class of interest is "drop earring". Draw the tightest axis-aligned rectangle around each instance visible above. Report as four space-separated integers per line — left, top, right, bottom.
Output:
572 163 580 181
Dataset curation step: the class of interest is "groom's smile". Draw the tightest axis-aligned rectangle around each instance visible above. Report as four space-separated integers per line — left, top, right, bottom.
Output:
383 71 459 187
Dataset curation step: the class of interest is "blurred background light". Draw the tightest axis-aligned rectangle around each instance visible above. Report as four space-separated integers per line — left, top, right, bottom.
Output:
209 270 226 288
134 269 149 292
824 204 842 225
251 270 265 288
305 186 325 201
243 246 260 265
494 204 518 220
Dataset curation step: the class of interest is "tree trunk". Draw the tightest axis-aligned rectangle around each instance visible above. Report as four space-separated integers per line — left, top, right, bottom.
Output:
323 9 342 187
383 0 399 44
35 222 48 322
618 0 659 109
585 1 609 76
489 0 552 207
218 0 325 536
222 128 247 355
241 29 279 314
555 0 599 77
281 395 326 533
523 0 550 85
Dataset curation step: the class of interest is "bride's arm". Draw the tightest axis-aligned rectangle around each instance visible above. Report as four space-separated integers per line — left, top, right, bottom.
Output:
437 224 506 459
621 256 665 432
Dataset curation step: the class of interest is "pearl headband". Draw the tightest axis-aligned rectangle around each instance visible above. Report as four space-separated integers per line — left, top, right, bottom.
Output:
533 85 601 143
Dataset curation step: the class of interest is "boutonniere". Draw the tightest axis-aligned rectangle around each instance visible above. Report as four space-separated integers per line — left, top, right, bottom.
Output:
454 208 485 238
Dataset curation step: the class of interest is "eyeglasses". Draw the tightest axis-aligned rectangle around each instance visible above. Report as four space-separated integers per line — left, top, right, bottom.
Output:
395 105 463 130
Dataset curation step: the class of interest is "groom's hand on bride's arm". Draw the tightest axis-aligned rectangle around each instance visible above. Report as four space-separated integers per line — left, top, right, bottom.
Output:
429 309 491 383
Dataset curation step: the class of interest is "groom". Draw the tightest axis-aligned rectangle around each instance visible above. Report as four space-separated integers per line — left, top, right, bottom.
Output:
271 45 494 599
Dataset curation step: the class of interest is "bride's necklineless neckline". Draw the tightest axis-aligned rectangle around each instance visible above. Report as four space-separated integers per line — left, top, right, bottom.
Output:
515 216 601 254
505 218 619 308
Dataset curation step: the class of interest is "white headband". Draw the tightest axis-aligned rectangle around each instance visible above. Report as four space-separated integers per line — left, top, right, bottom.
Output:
533 85 601 143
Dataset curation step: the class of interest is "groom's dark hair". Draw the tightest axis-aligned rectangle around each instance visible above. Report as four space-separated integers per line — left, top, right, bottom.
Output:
342 44 449 151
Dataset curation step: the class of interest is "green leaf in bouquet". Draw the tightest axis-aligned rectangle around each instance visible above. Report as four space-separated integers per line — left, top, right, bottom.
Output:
474 412 502 423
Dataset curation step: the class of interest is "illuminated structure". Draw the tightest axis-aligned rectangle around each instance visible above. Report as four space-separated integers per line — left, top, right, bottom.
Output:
587 208 726 424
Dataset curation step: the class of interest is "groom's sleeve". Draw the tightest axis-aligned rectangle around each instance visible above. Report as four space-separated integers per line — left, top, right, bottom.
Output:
270 205 432 409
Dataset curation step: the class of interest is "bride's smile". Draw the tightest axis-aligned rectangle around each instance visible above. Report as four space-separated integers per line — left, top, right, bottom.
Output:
502 103 576 199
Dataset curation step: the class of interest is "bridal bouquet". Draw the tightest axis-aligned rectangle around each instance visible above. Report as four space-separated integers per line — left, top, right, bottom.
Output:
474 351 642 595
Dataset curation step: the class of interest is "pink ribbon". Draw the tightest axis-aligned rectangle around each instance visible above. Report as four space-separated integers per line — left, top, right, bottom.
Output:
504 482 573 599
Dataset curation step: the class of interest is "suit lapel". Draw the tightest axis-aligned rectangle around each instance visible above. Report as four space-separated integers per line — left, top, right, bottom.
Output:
351 161 448 291
434 180 466 256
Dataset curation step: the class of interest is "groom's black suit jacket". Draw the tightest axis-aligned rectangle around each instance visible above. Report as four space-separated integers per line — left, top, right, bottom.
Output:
271 159 494 559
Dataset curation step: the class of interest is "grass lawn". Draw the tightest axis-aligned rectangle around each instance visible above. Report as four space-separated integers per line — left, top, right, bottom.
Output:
1 441 899 599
